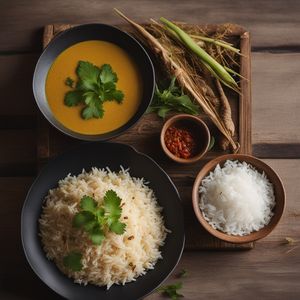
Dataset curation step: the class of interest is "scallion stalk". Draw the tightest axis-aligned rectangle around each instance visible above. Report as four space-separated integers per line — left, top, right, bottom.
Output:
160 17 239 92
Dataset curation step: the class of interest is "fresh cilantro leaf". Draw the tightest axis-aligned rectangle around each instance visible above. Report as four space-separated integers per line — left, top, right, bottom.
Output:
65 77 74 88
104 190 122 219
168 76 177 93
83 219 98 232
64 61 124 120
158 107 171 118
83 91 98 105
64 90 82 106
100 81 116 101
63 251 83 272
103 190 126 234
76 61 100 89
80 196 97 212
72 191 126 249
149 77 200 118
73 211 95 228
102 86 124 103
96 207 105 219
100 64 118 84
110 220 126 234
157 282 184 300
172 95 200 114
81 101 104 119
112 90 124 103
89 226 105 245
76 80 89 91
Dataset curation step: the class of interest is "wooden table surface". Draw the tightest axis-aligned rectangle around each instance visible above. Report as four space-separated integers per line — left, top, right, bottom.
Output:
1 1 299 299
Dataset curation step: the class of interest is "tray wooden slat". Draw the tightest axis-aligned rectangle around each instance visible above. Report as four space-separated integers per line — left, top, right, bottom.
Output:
39 23 253 250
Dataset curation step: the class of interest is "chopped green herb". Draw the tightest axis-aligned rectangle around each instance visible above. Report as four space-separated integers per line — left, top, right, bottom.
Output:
64 61 124 120
147 77 200 118
157 282 184 300
177 269 188 278
73 190 126 246
63 251 83 272
65 77 74 88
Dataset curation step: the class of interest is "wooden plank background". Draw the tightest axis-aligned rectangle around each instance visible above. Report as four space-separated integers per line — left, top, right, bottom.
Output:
0 1 299 299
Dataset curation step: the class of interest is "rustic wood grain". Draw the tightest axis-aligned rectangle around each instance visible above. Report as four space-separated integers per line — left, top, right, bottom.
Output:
0 130 36 176
40 23 252 250
1 0 300 52
252 52 300 145
253 144 300 159
0 160 299 300
0 1 299 299
0 54 38 119
0 177 61 300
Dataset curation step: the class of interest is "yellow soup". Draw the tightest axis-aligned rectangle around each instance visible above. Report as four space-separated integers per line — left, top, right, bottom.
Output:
46 40 142 135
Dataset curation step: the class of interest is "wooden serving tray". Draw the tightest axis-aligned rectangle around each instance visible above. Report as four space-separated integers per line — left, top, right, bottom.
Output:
39 23 252 250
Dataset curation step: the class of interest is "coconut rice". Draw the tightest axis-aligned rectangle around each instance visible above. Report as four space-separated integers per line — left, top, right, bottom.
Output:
39 167 167 289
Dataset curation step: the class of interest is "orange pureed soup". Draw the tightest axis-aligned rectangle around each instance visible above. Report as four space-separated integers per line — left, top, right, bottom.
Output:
45 40 142 135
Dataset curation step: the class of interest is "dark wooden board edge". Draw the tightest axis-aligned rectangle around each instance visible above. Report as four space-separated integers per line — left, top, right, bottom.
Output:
239 31 252 155
39 24 253 250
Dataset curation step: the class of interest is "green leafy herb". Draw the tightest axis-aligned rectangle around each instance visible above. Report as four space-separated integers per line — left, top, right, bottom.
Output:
65 77 74 88
64 90 82 106
147 77 200 118
64 61 124 120
157 282 184 300
177 269 188 278
63 251 83 272
73 190 126 246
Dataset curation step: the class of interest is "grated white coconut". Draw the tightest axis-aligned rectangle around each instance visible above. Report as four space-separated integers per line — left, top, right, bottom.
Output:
39 167 167 289
199 160 275 236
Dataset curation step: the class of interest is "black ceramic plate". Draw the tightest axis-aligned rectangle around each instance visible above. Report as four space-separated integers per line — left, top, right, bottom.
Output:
33 24 155 141
21 142 185 300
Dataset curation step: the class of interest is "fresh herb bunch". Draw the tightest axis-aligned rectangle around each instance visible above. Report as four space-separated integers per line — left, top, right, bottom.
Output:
148 77 200 118
73 190 126 244
64 61 124 120
157 282 184 300
63 190 126 272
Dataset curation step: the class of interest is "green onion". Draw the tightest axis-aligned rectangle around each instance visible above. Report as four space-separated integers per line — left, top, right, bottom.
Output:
224 66 247 81
159 17 239 93
190 34 241 54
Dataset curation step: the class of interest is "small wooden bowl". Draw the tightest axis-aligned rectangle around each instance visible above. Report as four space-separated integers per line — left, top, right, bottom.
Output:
160 114 211 164
192 154 285 243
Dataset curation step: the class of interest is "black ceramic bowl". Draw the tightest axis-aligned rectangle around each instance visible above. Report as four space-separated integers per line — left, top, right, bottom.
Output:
21 142 185 300
33 24 155 141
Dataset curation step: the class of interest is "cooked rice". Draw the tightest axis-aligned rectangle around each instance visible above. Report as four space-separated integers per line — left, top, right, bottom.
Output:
39 167 167 289
199 160 275 236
